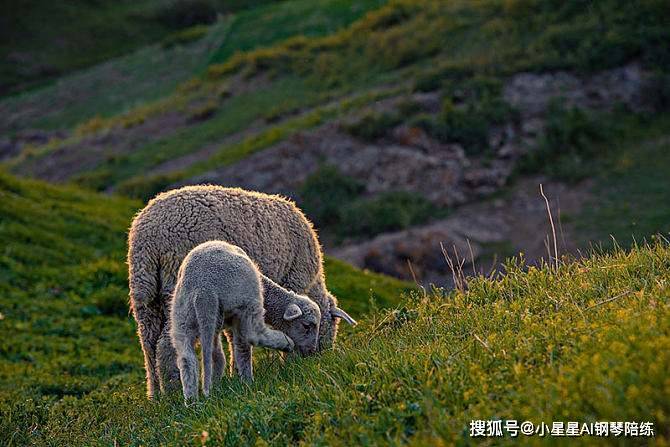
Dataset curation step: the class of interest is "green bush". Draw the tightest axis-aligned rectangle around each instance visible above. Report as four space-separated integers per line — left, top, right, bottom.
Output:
299 165 364 227
518 102 610 182
339 191 440 238
299 167 440 239
410 95 516 155
344 111 403 141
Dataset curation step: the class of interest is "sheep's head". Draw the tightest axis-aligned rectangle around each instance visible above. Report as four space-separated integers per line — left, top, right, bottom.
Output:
280 296 321 356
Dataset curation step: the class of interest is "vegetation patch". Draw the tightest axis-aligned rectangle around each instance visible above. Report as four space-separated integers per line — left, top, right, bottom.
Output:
1 172 667 444
517 101 611 182
299 166 443 240
575 114 670 246
410 76 518 155
344 111 402 142
339 191 442 238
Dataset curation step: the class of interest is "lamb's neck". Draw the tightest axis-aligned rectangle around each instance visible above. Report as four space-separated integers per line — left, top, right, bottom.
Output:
261 275 289 328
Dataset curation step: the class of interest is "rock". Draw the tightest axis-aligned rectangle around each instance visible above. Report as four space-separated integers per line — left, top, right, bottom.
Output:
190 123 472 207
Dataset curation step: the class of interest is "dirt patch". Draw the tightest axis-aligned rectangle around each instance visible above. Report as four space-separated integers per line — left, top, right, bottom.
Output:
12 111 187 183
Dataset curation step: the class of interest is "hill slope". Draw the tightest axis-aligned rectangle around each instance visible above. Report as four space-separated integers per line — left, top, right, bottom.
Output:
0 0 293 95
0 171 411 444
0 172 668 444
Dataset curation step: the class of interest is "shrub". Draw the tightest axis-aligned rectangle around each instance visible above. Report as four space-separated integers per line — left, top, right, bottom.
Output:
338 191 439 238
518 102 610 182
344 111 402 141
299 165 364 227
411 103 505 156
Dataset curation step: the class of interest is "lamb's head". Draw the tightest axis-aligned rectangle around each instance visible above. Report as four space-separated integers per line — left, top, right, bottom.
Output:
278 294 321 356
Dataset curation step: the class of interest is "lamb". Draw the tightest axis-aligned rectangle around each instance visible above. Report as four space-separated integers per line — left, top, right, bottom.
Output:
128 185 356 398
170 240 321 400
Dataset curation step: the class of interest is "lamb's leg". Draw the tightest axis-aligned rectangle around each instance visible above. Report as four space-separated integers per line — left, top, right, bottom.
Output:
212 334 226 382
173 329 198 401
196 322 218 397
231 328 254 382
130 298 162 400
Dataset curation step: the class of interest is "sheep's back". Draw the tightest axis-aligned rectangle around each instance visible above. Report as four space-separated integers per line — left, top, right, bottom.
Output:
130 185 321 295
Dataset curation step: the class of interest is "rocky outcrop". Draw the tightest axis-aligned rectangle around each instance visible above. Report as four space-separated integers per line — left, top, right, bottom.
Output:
332 177 591 286
190 123 474 206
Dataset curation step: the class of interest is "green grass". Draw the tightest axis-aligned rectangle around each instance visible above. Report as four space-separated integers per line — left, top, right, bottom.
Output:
0 19 231 133
208 0 388 65
1 170 668 445
576 114 670 247
0 0 287 96
0 0 185 95
0 171 412 444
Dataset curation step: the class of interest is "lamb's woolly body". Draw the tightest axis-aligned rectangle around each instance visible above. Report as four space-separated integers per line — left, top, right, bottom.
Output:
170 241 297 400
128 185 351 398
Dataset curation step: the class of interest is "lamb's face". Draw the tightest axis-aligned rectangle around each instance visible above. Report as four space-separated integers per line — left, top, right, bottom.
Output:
281 298 321 356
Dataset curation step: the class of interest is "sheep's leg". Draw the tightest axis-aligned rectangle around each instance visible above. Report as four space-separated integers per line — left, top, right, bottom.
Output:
212 334 227 382
231 328 254 382
156 324 181 394
173 330 198 401
130 298 162 399
129 248 163 399
240 311 294 352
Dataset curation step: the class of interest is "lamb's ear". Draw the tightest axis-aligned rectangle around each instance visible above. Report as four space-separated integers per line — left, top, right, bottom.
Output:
283 303 303 321
331 307 357 326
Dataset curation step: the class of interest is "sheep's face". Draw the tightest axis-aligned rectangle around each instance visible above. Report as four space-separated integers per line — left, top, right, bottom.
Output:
281 298 321 356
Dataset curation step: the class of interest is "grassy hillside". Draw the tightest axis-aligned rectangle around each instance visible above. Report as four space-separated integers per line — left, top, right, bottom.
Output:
0 171 411 443
0 0 386 133
0 0 290 96
0 170 668 444
6 0 668 187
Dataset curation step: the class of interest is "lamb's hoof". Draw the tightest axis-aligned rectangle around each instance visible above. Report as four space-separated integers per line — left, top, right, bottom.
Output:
282 335 295 352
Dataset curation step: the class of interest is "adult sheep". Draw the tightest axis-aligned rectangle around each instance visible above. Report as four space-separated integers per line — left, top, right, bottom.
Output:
128 185 356 398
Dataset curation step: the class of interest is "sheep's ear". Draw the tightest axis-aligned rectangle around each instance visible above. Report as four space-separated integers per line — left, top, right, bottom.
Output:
332 307 357 326
283 303 302 321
